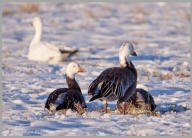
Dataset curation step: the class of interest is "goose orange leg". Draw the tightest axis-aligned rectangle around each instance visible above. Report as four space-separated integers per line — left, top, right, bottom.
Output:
121 102 127 115
104 101 108 113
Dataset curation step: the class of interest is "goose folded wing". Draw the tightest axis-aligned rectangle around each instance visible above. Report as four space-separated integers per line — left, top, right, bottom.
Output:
101 71 136 98
45 88 68 109
88 68 136 99
115 69 137 98
35 42 61 58
88 68 113 96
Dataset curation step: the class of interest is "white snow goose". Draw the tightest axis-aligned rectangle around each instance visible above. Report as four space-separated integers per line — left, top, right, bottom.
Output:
117 88 156 114
45 62 87 114
88 41 137 114
28 17 78 64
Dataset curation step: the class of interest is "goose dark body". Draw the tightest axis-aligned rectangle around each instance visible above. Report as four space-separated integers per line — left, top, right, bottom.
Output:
133 88 156 112
88 61 137 102
117 88 156 113
45 63 86 113
88 41 138 114
45 76 86 112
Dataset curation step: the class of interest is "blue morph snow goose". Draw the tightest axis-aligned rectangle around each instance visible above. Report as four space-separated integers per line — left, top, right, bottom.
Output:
117 88 156 114
28 17 78 64
45 62 87 114
88 41 137 114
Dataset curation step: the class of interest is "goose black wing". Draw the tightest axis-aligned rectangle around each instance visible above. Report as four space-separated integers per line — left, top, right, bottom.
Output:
45 88 68 110
56 89 87 111
88 67 136 101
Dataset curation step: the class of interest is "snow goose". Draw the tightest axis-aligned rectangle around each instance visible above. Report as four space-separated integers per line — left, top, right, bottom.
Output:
28 17 78 64
88 41 137 114
45 62 87 114
117 88 156 115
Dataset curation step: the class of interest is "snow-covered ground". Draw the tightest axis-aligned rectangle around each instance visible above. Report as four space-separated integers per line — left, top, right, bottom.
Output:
2 2 191 136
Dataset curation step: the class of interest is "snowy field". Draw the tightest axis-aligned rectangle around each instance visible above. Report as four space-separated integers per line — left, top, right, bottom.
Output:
2 2 191 136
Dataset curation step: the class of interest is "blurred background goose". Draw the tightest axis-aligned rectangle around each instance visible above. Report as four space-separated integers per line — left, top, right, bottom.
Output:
28 17 78 64
88 41 137 114
45 62 87 114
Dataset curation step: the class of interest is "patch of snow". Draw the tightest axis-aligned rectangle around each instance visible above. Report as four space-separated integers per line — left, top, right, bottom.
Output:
2 2 190 136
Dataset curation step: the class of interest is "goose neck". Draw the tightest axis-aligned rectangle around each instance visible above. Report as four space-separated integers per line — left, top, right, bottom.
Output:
30 24 42 46
120 56 130 67
66 74 81 91
126 61 137 78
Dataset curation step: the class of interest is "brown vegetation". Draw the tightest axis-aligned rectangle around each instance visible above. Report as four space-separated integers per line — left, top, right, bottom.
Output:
26 69 34 75
20 3 39 13
3 8 14 16
117 101 157 116
131 4 150 15
74 102 87 115
85 9 99 19
160 73 173 80
174 71 190 78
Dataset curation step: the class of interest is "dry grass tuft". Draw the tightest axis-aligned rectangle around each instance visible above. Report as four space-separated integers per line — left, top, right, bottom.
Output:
131 4 150 15
74 102 87 115
117 101 158 116
41 82 48 87
181 128 191 136
20 3 39 13
160 73 173 80
174 71 190 78
118 102 147 115
152 70 161 77
150 67 190 80
85 9 100 19
103 4 111 12
3 8 14 16
184 12 190 21
92 62 100 67
86 10 97 18
26 68 34 74
149 69 173 80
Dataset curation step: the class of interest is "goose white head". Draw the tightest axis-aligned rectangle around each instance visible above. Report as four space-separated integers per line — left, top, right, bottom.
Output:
66 62 86 79
32 17 42 29
119 41 137 67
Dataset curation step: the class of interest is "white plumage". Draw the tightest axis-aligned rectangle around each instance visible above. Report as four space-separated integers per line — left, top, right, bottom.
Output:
28 17 77 64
